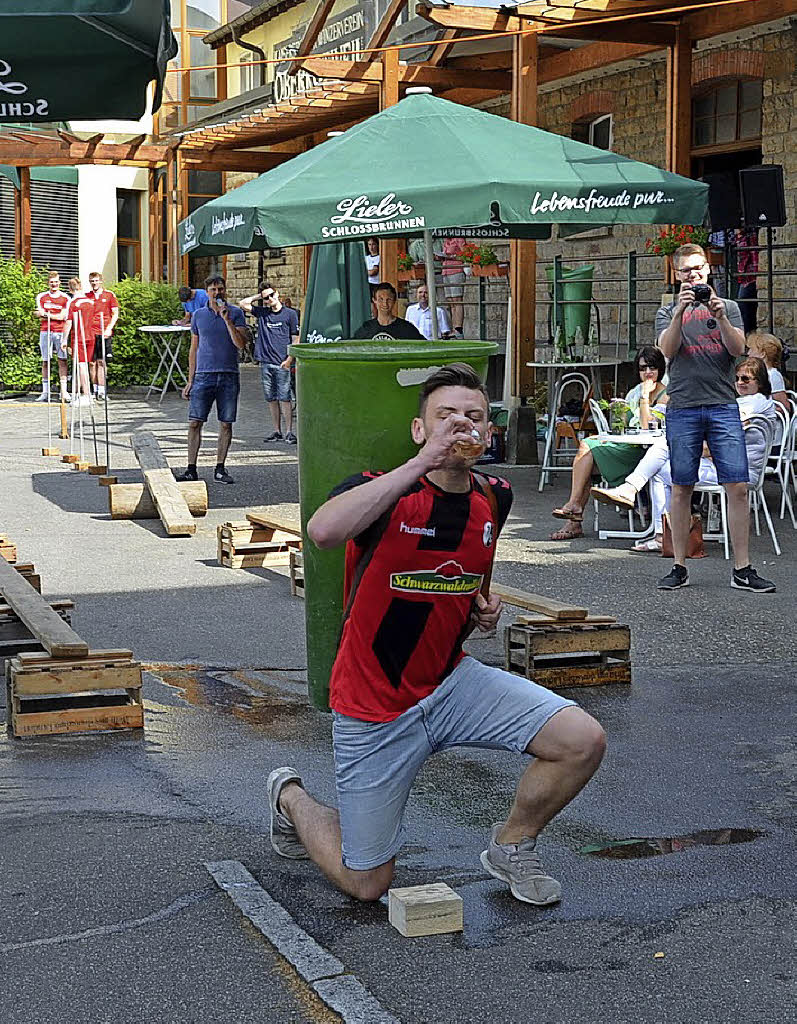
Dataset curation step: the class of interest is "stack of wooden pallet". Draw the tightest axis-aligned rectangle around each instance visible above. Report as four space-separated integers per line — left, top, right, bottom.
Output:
0 540 144 738
218 504 302 570
493 584 631 689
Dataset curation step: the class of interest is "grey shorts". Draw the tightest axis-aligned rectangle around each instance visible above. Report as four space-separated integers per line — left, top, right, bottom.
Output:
332 656 576 870
443 271 465 299
39 331 67 361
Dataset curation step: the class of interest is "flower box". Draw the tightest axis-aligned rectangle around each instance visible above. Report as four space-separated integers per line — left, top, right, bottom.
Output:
472 262 508 278
397 264 426 281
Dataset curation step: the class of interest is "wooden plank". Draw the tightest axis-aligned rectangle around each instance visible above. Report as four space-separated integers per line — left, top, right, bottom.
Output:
17 649 133 667
11 700 144 738
220 540 298 554
530 662 631 689
0 544 17 563
538 40 659 84
388 883 463 937
525 626 630 656
131 430 170 471
666 22 691 176
246 506 302 533
491 584 588 620
0 556 88 658
286 0 338 76
220 552 292 569
686 0 797 42
516 612 617 626
416 4 515 31
12 663 142 697
0 613 69 643
142 468 196 537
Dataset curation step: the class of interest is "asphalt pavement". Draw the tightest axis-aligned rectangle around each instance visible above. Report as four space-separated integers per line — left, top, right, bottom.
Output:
0 366 795 1024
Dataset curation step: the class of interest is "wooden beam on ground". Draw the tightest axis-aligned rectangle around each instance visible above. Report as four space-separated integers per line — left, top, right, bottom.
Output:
108 481 208 520
490 583 589 621
415 3 516 31
666 22 692 176
131 431 196 537
538 39 661 84
686 0 797 41
0 556 89 658
368 0 409 53
510 30 537 400
299 56 511 92
287 0 338 76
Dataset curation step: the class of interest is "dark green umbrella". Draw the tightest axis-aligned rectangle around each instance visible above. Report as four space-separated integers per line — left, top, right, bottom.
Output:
0 0 177 122
299 242 372 346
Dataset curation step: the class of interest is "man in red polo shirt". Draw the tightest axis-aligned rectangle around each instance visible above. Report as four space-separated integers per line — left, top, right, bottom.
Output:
34 271 70 402
63 278 94 406
87 271 119 402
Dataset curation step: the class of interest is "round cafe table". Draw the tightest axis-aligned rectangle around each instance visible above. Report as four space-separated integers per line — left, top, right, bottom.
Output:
139 325 190 404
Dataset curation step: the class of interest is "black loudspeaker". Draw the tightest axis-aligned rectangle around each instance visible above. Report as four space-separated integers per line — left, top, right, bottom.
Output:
740 165 787 228
703 171 742 230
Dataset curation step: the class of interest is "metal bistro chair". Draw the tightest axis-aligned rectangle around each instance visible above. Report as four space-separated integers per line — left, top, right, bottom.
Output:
765 404 795 528
778 411 797 526
697 414 781 558
588 398 650 541
539 372 591 491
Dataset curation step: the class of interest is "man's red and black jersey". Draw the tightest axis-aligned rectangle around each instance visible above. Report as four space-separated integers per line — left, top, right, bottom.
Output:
328 471 512 722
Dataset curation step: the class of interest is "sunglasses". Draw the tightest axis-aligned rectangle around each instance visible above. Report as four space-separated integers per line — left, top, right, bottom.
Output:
262 291 276 300
638 364 654 371
735 374 754 383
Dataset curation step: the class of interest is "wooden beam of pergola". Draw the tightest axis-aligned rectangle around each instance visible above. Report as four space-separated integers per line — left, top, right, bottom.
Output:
286 0 337 76
428 27 460 67
538 39 660 83
299 56 511 92
515 0 737 21
686 0 797 38
415 4 515 31
542 18 677 44
0 138 168 167
181 150 291 173
368 0 410 53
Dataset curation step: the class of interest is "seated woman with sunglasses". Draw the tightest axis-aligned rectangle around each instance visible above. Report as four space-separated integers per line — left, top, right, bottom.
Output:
591 357 777 552
550 346 668 540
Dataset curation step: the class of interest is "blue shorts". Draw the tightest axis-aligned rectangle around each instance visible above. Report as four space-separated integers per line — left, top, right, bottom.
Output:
39 331 67 361
332 656 577 870
666 403 748 486
260 362 292 403
188 371 240 423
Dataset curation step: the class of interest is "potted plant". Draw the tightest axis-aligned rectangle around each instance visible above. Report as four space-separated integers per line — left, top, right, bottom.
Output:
460 242 508 278
644 225 710 287
397 251 425 281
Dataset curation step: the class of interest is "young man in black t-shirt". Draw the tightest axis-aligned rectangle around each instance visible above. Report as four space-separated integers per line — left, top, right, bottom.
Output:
241 282 300 443
353 282 424 341
267 363 606 907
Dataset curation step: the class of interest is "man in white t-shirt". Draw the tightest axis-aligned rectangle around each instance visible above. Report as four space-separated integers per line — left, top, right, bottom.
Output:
406 283 451 340
35 271 70 402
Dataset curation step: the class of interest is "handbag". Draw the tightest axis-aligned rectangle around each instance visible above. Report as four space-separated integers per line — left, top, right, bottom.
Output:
661 512 706 559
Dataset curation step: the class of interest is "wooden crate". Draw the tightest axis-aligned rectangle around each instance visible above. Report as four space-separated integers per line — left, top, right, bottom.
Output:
217 522 302 569
505 621 631 689
7 649 144 738
289 548 304 598
388 883 463 937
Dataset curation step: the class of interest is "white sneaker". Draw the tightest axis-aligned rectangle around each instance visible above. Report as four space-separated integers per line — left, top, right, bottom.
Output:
590 482 637 510
36 392 49 402
77 395 93 408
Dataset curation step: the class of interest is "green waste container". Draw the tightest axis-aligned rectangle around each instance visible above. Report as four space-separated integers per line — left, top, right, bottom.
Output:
289 339 498 710
545 264 594 345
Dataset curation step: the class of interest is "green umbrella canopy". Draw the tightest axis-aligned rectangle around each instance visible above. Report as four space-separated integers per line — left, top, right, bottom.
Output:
0 0 177 122
179 92 707 256
299 242 372 345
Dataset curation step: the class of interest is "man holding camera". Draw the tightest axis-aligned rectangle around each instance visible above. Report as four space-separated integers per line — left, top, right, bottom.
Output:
656 243 775 593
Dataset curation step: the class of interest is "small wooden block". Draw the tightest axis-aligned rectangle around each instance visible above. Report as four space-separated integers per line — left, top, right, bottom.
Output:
98 476 118 486
88 465 107 475
388 883 463 937
490 584 588 621
42 447 60 456
62 454 80 464
517 612 617 627
72 462 89 471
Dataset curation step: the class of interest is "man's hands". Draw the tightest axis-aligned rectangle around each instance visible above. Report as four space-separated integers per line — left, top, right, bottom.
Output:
470 593 502 632
280 357 292 370
708 293 728 321
675 281 697 314
182 380 192 399
417 413 482 472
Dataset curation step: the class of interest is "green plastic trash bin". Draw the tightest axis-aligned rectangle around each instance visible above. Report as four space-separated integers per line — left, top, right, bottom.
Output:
289 339 498 711
545 264 594 346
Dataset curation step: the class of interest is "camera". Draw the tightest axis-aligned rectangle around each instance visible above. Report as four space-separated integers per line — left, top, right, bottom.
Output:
692 284 711 305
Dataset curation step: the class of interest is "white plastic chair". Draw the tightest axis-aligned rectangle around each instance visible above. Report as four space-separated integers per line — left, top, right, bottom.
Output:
765 404 795 527
696 414 780 558
779 412 797 526
588 398 609 433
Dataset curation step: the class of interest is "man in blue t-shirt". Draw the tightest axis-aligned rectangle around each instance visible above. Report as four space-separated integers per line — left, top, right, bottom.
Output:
174 285 210 326
241 282 300 445
178 275 249 485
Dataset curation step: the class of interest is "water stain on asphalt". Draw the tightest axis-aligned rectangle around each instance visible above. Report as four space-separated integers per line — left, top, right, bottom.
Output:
581 828 764 858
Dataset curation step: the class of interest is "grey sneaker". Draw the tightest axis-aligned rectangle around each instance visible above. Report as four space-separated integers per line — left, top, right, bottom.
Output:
266 767 308 860
480 823 561 905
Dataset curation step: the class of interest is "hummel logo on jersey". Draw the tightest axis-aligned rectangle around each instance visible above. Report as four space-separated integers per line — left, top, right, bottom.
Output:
400 521 436 537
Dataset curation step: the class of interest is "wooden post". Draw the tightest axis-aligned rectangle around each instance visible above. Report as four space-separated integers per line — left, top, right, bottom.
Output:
379 50 401 294
166 148 178 284
14 167 32 271
178 148 190 285
665 23 692 177
510 31 538 399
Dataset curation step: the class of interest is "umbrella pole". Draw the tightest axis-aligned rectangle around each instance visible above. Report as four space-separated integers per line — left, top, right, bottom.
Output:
423 229 440 341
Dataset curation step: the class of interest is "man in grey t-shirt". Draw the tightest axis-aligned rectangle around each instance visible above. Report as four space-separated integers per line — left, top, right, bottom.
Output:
655 243 774 594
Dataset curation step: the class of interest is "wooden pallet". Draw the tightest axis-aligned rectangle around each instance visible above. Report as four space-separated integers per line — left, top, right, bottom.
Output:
217 522 301 569
289 548 304 598
505 621 631 689
6 649 143 737
0 541 17 563
13 564 41 593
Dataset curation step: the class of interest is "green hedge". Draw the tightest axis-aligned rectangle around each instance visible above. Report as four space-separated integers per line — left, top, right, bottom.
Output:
0 259 182 392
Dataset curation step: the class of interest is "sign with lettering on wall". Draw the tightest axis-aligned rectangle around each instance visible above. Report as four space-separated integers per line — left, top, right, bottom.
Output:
273 3 374 105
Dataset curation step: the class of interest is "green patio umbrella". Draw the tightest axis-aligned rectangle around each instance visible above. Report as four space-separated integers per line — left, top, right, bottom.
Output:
0 0 177 122
299 242 372 346
179 92 708 255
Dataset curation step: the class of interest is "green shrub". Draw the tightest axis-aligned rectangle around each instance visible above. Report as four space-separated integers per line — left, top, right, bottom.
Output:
0 265 182 391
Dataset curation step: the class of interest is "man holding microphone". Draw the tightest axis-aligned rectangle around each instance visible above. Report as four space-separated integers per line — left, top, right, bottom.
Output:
656 243 775 593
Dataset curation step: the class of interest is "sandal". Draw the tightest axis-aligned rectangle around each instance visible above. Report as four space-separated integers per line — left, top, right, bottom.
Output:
550 523 584 540
631 537 662 553
551 507 583 522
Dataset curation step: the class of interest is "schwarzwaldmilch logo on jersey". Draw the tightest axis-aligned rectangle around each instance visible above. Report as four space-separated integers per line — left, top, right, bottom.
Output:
390 560 483 596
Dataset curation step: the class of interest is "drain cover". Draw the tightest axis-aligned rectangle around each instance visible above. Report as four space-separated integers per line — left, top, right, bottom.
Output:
581 829 764 859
